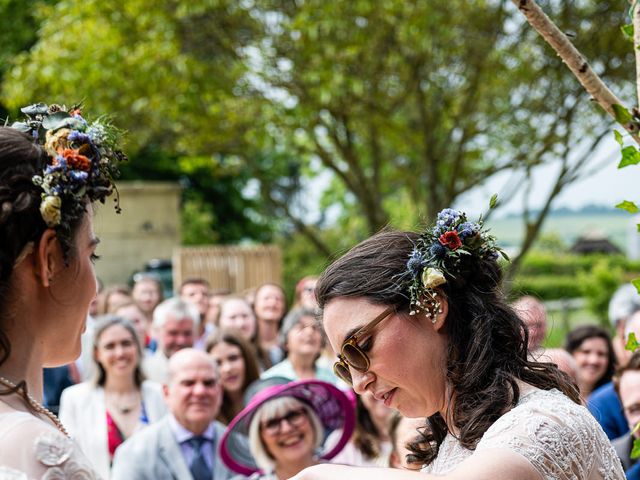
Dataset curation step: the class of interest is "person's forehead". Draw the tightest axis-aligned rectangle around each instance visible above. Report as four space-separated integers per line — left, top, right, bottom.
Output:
173 362 217 381
620 370 640 394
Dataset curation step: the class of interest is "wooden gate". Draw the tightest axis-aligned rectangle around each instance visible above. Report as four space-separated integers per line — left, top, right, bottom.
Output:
172 245 282 293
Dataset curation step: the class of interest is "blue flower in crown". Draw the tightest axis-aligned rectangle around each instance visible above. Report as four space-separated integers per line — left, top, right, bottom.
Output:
406 247 427 279
458 221 480 240
405 206 507 316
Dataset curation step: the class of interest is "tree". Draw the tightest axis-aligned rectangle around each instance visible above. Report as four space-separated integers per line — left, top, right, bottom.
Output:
2 0 273 243
242 0 632 277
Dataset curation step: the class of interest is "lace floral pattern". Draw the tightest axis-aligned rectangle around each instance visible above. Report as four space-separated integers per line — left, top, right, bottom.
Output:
34 432 98 480
422 388 625 479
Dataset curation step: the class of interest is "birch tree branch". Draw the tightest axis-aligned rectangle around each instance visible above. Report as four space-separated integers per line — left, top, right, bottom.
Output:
512 0 640 144
633 1 640 107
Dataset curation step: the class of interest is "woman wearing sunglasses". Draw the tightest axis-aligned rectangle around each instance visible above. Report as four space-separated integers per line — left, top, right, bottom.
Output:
292 208 623 480
219 377 354 479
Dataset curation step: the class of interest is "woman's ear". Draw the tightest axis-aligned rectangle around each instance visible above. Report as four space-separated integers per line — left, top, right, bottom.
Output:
432 291 448 332
34 228 62 287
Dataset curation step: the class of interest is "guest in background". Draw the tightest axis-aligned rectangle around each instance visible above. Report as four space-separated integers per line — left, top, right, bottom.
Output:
538 348 579 384
42 366 75 415
179 277 212 350
206 329 261 425
253 283 287 365
113 301 151 353
612 351 640 474
589 295 640 440
219 296 272 371
293 276 319 310
97 285 132 316
331 391 393 467
261 308 338 386
565 324 616 400
219 378 355 480
111 349 235 480
388 412 426 471
143 297 199 383
609 284 640 364
60 316 166 478
206 288 232 327
131 273 163 327
512 295 547 353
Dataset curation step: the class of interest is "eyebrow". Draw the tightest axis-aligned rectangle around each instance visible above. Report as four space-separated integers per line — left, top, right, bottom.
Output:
340 306 395 345
90 236 101 247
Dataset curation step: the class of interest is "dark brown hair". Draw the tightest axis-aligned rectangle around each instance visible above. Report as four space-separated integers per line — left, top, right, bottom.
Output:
92 315 145 388
565 324 616 392
316 229 580 465
206 328 261 424
0 127 107 407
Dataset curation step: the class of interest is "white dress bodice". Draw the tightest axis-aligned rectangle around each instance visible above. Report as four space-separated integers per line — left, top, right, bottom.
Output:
422 387 624 479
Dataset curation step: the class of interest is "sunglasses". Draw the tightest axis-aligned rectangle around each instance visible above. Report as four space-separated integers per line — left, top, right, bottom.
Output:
333 306 396 385
261 408 308 436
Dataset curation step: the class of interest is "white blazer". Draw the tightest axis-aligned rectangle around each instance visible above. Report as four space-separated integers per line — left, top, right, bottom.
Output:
59 380 167 479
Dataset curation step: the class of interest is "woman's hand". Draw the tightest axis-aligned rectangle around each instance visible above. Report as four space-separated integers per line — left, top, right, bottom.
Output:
289 464 337 479
289 464 425 480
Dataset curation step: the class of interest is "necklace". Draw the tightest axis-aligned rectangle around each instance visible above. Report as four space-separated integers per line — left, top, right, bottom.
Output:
105 391 140 415
0 376 69 437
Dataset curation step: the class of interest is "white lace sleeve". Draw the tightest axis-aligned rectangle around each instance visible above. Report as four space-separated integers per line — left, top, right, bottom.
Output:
476 389 625 480
0 412 100 480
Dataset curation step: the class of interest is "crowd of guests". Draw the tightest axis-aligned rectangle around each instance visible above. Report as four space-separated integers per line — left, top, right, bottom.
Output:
39 270 640 479
514 287 640 478
44 275 425 479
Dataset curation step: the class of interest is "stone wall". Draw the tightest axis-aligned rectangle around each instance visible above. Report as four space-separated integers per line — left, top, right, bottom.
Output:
93 181 181 286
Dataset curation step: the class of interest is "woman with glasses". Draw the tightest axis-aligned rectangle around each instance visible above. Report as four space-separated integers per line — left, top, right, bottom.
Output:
261 308 340 386
219 377 354 479
291 208 624 479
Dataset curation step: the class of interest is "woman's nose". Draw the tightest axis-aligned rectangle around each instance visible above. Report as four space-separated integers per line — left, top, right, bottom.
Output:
350 368 374 395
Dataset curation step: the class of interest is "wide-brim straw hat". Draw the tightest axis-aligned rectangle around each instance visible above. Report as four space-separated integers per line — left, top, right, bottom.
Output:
219 377 355 475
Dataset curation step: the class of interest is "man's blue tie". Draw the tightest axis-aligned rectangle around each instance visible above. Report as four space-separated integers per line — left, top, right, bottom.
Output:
189 436 212 480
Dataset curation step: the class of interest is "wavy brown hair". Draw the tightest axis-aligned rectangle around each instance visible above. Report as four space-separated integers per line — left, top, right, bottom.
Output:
316 229 580 465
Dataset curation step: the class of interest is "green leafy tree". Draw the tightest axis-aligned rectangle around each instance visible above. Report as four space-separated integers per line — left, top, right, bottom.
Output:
241 0 631 278
2 0 273 244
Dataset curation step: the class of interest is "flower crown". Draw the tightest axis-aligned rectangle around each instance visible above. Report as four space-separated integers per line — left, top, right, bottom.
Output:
406 207 507 317
10 102 126 227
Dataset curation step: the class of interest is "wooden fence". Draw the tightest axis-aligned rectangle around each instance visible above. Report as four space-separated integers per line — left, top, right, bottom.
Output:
172 245 282 294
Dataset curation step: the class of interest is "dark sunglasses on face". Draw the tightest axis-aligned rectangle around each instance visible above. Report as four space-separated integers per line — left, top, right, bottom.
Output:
261 408 308 436
333 306 396 385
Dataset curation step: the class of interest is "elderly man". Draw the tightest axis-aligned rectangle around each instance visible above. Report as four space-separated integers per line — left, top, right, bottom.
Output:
512 295 547 353
143 297 200 383
612 351 640 474
112 349 235 480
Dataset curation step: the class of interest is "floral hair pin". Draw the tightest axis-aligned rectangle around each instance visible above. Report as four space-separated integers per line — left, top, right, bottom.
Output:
10 102 126 227
406 207 507 319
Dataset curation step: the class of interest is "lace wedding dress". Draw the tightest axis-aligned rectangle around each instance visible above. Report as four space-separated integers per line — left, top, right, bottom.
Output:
422 387 624 479
0 409 99 480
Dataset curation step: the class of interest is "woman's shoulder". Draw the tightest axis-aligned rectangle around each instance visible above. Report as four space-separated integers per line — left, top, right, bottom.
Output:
477 387 625 479
0 411 99 479
60 380 99 398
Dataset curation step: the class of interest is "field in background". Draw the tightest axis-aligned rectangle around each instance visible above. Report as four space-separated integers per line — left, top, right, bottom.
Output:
487 208 633 253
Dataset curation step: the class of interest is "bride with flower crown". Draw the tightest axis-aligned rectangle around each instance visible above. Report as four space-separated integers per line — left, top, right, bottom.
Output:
292 208 624 480
0 103 125 478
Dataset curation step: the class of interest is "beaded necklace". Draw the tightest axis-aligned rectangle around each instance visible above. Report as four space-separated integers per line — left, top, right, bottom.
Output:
0 376 69 437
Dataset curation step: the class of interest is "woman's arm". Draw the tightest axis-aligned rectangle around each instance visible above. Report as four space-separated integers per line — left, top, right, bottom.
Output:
291 449 539 480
